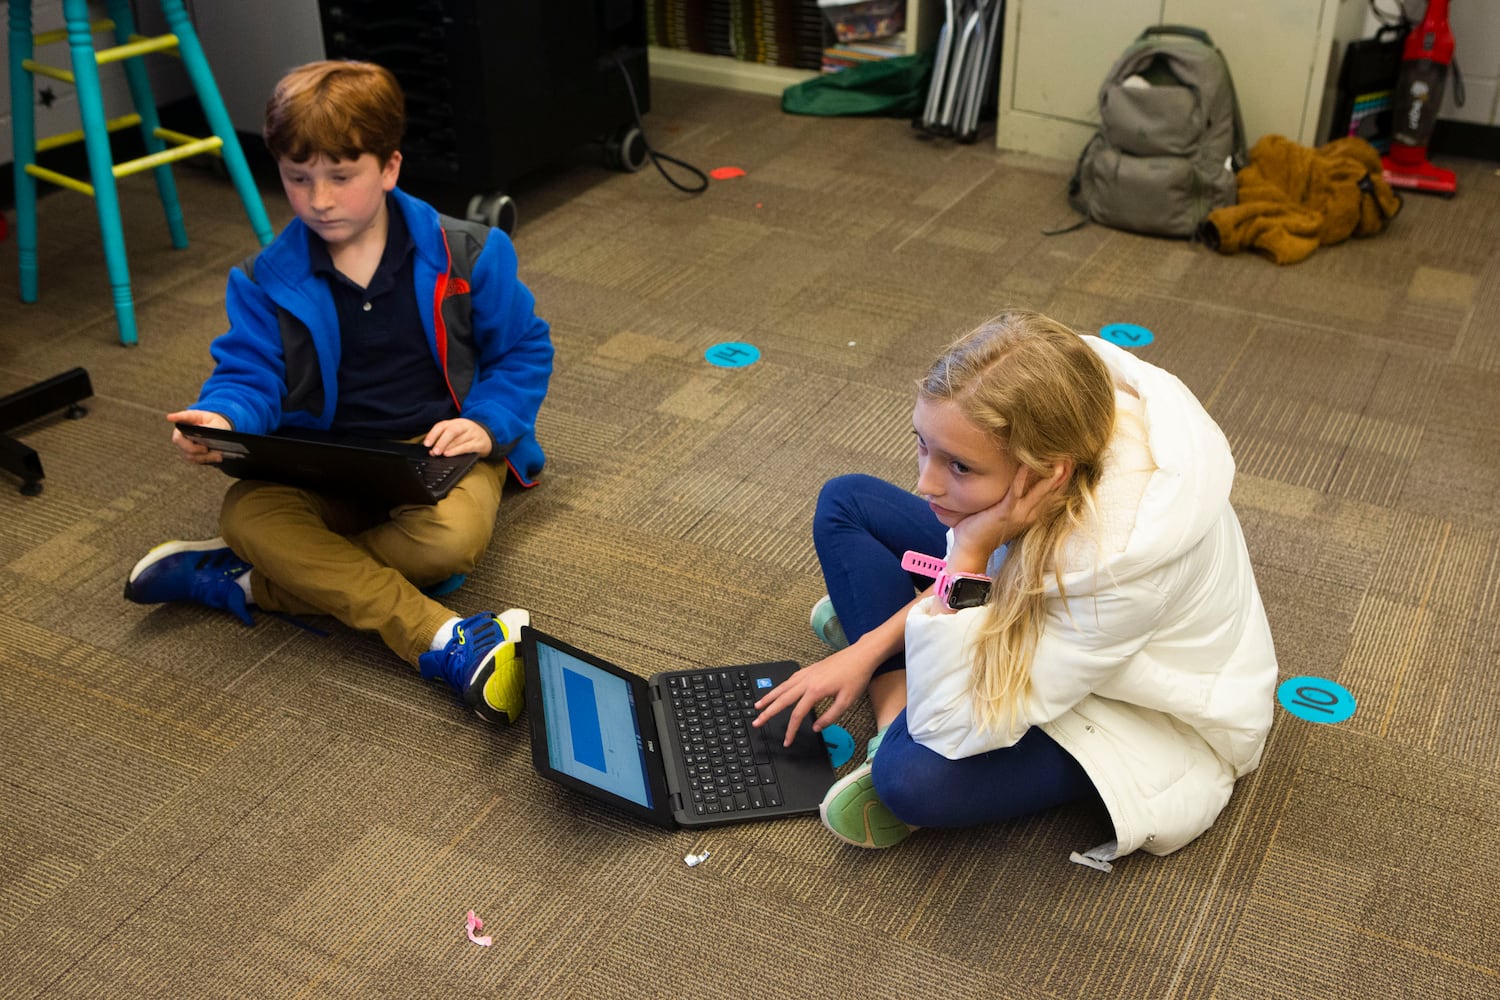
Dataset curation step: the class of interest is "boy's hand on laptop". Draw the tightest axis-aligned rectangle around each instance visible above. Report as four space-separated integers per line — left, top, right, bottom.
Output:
167 409 231 465
423 418 492 458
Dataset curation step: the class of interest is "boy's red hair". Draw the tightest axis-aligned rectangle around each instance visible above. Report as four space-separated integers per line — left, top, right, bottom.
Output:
264 60 405 164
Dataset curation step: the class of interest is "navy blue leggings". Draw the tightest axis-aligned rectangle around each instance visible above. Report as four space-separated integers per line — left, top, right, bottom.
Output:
812 474 1104 829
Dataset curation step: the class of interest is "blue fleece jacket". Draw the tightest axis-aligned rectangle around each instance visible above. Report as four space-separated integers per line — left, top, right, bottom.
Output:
193 186 553 485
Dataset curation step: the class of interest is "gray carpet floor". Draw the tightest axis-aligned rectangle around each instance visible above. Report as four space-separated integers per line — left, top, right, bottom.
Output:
2 80 1498 999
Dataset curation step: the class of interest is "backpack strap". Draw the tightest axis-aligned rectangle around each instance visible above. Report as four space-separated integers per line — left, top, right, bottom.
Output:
1218 45 1250 169
1050 134 1103 236
1141 24 1214 47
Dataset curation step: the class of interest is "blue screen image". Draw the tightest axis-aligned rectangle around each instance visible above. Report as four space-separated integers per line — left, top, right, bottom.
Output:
535 642 653 808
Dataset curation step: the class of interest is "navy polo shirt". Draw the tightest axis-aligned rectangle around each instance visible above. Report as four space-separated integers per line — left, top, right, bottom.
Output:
309 194 457 438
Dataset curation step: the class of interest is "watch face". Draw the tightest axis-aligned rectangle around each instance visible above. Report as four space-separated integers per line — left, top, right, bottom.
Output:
947 577 990 609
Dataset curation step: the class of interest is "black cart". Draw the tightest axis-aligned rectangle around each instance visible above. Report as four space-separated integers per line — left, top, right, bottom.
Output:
319 0 651 232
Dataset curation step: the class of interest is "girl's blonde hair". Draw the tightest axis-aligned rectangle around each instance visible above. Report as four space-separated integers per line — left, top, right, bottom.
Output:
918 311 1117 733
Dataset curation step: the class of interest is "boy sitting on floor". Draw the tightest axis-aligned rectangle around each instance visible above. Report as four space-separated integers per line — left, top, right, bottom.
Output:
125 60 553 724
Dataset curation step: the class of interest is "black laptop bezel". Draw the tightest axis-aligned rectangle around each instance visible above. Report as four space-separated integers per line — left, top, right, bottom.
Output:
518 626 677 829
173 422 478 504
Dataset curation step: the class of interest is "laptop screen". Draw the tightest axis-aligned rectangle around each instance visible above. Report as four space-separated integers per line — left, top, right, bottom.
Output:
532 638 655 809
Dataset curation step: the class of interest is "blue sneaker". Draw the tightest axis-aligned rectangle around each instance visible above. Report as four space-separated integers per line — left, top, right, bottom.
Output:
124 538 254 626
419 609 528 725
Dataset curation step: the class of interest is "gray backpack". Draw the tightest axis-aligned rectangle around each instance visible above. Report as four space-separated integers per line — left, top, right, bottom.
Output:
1068 25 1247 238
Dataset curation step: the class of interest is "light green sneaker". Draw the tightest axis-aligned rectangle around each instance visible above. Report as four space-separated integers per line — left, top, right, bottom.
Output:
818 727 915 849
809 596 848 651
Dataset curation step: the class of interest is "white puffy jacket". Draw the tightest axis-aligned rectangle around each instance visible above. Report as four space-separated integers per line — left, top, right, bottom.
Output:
904 336 1277 860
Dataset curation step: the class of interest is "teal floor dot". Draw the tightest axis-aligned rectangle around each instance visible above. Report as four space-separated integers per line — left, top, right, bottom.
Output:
705 342 760 367
1100 323 1154 348
1277 676 1356 724
821 724 855 767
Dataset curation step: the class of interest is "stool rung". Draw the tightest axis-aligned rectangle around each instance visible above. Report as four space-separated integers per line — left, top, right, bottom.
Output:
22 58 80 85
27 126 225 195
22 34 174 84
24 163 95 196
97 33 180 65
155 126 222 156
36 112 142 154
32 19 117 47
114 135 223 178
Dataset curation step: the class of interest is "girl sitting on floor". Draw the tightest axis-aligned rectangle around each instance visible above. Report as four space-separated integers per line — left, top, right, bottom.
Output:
753 310 1278 861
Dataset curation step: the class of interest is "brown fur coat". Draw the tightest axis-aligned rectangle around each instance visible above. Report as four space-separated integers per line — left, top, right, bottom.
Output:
1200 135 1402 264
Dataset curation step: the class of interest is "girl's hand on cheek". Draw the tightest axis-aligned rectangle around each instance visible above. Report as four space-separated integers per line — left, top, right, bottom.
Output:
951 466 1059 567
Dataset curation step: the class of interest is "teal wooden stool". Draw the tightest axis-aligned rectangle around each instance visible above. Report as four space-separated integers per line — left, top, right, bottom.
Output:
8 0 274 346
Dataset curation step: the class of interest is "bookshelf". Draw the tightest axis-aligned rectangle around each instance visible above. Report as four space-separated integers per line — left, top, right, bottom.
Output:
649 0 938 97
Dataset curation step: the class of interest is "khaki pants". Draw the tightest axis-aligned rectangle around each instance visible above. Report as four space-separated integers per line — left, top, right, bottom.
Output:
218 460 505 666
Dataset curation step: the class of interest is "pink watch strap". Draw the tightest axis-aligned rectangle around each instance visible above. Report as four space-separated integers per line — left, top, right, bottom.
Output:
901 550 946 578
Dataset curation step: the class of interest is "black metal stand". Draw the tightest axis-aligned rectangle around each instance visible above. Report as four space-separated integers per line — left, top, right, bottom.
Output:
0 367 93 495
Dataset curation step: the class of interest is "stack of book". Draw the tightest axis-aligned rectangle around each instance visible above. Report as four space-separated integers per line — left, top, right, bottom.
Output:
647 0 826 71
817 0 905 73
822 32 906 73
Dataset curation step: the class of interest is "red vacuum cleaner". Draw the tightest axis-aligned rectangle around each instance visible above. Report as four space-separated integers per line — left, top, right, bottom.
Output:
1382 0 1458 195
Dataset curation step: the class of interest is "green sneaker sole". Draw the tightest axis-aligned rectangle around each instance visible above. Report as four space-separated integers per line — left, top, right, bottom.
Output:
819 764 913 849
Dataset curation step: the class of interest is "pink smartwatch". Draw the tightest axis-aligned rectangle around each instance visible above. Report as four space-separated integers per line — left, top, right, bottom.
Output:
936 570 991 610
901 551 991 610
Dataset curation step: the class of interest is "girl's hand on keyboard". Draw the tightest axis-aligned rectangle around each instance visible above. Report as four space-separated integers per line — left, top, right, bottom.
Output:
424 417 492 458
751 644 882 747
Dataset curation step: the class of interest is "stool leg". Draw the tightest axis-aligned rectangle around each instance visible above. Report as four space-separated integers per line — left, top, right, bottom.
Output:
105 0 187 249
63 0 138 346
159 0 273 247
8 0 40 303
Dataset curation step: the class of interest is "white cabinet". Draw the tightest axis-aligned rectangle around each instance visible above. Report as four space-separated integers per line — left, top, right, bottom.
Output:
995 0 1370 159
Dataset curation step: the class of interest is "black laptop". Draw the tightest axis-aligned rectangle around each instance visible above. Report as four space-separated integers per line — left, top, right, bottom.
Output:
175 423 479 506
519 627 837 829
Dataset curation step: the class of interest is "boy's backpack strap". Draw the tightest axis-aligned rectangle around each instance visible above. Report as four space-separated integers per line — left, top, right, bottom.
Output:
433 215 492 403
436 215 491 286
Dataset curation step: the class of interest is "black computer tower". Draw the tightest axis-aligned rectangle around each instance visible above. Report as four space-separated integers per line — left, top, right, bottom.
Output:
318 0 650 230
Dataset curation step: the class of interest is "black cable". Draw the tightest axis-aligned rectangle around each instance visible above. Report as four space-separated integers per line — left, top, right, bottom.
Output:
612 51 708 194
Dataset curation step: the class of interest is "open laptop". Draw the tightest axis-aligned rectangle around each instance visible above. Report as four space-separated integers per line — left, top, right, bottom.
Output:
519 626 837 829
175 423 479 506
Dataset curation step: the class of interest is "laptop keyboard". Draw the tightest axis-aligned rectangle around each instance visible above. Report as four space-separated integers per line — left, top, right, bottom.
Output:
665 670 784 817
412 454 471 493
